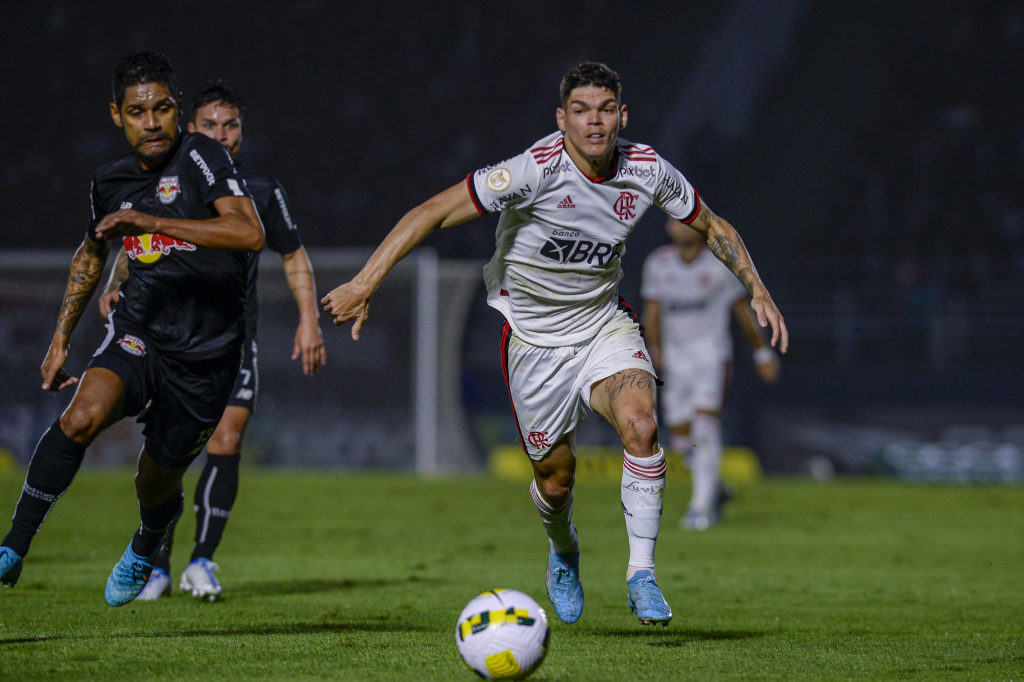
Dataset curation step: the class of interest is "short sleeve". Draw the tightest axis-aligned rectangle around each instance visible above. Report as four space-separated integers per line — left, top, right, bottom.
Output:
467 149 542 215
85 175 105 244
262 179 303 255
654 157 700 224
186 135 249 207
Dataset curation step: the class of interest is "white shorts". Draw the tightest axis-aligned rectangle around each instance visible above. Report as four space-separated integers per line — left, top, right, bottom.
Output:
501 307 656 459
659 338 732 427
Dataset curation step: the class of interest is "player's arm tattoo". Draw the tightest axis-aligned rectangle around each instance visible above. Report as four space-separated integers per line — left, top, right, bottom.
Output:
284 266 315 294
708 232 757 295
56 241 107 337
601 369 656 403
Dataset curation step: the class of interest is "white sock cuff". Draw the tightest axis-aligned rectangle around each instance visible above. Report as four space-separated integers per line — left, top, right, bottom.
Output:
623 448 667 479
530 479 572 514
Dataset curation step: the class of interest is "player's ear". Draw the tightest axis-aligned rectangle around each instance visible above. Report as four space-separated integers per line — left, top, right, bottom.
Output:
187 120 196 133
555 107 566 132
620 104 628 130
109 102 123 129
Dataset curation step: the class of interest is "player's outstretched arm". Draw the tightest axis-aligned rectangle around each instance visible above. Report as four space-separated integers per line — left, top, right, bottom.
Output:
43 237 110 391
97 246 129 317
321 181 480 340
92 195 265 251
688 203 789 354
281 245 326 375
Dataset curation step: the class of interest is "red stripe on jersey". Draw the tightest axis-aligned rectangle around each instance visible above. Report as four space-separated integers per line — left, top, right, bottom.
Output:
681 189 701 224
618 143 656 162
530 139 564 164
466 173 487 216
530 139 563 155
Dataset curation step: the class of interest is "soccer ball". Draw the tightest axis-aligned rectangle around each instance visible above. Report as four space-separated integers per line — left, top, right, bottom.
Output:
454 589 550 680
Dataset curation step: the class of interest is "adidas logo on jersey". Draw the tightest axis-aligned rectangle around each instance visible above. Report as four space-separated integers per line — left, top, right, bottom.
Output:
632 350 648 361
556 195 575 209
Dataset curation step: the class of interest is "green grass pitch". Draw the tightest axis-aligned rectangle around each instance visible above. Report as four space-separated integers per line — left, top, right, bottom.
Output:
0 468 1021 680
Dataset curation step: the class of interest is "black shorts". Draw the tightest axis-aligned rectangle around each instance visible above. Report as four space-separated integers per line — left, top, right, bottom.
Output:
88 321 241 469
226 337 258 411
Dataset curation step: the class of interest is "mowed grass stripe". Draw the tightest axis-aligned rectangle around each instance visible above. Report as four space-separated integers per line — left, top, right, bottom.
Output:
1 469 1020 680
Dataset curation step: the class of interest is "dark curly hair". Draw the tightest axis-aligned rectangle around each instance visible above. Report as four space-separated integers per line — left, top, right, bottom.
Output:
112 51 179 106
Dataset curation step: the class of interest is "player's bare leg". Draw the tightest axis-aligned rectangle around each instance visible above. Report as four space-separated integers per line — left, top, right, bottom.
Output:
591 369 672 625
531 436 584 623
2 368 125 586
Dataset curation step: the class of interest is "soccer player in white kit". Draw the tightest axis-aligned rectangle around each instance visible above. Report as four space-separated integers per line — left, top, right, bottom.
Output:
322 62 788 626
642 217 780 531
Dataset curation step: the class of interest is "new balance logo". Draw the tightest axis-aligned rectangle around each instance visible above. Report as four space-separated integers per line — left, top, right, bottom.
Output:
556 195 575 209
632 350 648 361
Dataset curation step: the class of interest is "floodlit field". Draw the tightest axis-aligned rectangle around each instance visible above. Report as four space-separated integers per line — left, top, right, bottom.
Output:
0 468 1021 680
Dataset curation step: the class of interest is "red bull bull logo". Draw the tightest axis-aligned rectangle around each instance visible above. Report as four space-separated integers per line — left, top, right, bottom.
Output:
157 176 180 205
123 233 197 264
117 334 147 357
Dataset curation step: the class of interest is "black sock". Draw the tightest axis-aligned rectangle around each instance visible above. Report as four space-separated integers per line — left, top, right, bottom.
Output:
191 454 239 561
2 422 87 557
152 505 181 572
131 486 183 559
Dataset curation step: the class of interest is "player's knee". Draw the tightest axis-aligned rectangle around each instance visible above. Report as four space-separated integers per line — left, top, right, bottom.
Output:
620 412 659 456
538 476 573 506
206 429 243 456
58 402 108 444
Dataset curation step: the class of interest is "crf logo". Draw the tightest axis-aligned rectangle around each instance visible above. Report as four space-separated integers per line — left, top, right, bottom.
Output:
613 191 638 221
527 431 551 449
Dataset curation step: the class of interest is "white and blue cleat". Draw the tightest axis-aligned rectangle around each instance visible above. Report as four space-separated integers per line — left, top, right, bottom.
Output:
180 558 222 601
626 569 672 626
105 543 155 606
135 567 172 601
546 550 583 623
0 546 23 587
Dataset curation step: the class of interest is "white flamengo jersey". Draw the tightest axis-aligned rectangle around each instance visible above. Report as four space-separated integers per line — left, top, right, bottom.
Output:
469 131 699 347
641 244 747 363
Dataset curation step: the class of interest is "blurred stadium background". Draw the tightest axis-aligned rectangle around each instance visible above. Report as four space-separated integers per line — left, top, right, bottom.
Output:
1 1 1022 481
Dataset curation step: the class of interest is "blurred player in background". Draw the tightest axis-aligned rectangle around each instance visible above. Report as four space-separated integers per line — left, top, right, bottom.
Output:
0 52 265 605
322 61 788 627
642 217 780 531
99 80 326 601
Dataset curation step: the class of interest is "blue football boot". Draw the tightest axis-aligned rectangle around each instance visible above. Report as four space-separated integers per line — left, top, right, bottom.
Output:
546 550 583 623
626 569 672 625
104 543 155 607
0 546 23 587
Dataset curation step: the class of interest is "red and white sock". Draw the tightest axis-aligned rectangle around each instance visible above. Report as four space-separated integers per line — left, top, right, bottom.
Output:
621 448 667 578
530 479 578 555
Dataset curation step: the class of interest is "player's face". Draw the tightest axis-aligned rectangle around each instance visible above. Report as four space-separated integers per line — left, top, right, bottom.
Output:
110 82 180 170
188 102 244 157
556 85 627 172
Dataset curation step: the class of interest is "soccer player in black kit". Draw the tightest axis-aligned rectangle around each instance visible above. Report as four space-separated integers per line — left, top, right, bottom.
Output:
0 52 265 606
99 80 327 601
